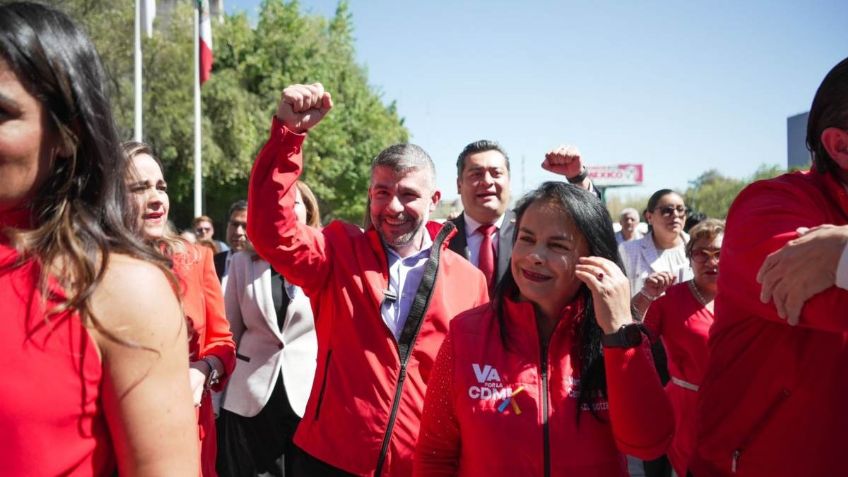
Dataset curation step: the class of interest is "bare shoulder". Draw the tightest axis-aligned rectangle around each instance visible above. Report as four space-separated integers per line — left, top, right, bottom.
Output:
89 253 183 352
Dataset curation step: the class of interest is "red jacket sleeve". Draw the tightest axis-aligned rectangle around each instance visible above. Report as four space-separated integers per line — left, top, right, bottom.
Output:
721 177 848 333
604 340 674 460
198 246 235 390
413 334 461 477
246 117 330 296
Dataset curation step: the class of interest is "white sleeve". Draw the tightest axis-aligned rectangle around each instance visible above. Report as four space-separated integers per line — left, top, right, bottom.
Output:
836 241 848 290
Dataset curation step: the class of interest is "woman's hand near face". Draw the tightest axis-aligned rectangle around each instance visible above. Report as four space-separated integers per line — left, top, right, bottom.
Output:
575 256 633 334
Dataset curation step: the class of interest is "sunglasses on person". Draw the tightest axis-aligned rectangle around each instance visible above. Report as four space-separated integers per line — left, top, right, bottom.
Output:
691 248 720 263
195 226 212 234
653 205 688 217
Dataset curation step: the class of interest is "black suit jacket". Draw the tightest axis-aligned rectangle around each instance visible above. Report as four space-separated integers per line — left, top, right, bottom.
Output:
213 250 229 282
447 210 516 285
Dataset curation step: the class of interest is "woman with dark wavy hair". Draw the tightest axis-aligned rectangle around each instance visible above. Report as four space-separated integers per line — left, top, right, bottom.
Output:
0 2 198 475
414 182 673 477
123 141 236 477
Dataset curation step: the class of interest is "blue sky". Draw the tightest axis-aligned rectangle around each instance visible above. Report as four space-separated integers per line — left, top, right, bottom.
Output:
225 0 848 203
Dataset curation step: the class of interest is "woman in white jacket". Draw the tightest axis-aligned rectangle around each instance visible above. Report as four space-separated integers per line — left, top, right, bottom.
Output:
618 188 690 477
217 181 320 477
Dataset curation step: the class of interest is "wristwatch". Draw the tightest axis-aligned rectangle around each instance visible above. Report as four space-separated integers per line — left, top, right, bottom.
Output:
601 324 643 348
202 357 221 391
567 166 588 184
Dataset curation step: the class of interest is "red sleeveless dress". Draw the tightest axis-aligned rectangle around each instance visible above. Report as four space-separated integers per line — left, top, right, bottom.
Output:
0 209 114 476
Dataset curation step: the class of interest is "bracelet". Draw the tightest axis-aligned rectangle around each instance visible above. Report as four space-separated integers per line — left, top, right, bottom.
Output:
567 166 588 184
638 289 659 302
201 357 221 391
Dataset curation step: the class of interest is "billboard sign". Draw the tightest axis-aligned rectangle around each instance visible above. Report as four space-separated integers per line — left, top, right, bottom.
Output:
586 164 644 187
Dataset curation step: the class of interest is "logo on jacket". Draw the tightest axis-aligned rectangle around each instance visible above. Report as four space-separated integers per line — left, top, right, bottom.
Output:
472 363 501 383
468 363 511 401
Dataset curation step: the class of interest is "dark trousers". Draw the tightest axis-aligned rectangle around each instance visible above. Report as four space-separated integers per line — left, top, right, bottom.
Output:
287 445 357 477
217 374 301 477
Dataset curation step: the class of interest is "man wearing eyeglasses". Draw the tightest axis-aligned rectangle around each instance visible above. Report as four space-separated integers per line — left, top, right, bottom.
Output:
213 200 248 285
193 215 230 253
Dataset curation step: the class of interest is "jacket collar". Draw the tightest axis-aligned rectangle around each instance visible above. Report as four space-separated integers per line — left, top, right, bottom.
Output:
502 290 587 334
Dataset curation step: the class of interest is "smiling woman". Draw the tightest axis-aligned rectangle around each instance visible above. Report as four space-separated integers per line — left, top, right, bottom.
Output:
414 181 673 477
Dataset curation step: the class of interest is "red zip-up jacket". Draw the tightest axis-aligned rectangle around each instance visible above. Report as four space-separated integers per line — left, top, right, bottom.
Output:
691 169 848 476
414 296 673 477
247 118 489 477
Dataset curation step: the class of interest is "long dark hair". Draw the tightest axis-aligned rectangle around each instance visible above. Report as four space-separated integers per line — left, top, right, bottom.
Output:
493 181 626 420
808 57 848 176
1 3 172 325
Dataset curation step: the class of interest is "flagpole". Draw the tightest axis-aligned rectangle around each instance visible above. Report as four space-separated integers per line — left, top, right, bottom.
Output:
193 0 203 218
133 0 143 141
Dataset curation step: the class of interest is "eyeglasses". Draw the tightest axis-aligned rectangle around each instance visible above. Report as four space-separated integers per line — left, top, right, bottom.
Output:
195 226 211 234
691 249 720 263
654 205 687 217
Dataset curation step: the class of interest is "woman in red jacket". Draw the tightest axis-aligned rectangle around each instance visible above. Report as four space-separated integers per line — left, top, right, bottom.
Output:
637 218 724 476
124 141 236 477
414 181 673 477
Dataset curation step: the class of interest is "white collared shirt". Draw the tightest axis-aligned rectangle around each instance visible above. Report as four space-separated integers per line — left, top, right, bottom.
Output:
380 233 434 341
462 213 506 268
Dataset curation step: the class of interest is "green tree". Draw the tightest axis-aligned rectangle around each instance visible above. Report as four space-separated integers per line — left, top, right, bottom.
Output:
684 165 785 219
59 0 408 229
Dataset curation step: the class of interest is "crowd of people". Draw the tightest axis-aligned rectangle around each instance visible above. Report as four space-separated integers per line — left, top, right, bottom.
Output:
3 2 848 477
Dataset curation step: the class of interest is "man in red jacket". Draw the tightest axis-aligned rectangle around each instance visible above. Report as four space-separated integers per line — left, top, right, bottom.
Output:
691 57 848 476
247 83 489 477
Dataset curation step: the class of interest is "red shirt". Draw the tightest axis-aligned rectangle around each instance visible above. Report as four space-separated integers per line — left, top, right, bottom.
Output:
414 297 673 477
0 213 114 476
644 282 713 476
692 169 848 476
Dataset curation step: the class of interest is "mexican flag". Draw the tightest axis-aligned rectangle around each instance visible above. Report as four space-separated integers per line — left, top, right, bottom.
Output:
198 0 213 85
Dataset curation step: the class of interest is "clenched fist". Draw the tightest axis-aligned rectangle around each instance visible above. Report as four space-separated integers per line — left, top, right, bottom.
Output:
542 144 584 181
275 83 334 133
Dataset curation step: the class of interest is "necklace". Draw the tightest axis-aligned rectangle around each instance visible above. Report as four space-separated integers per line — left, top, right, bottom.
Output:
688 280 711 306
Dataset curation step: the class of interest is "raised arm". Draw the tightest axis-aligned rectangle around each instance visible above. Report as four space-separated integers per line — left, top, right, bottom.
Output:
542 145 600 197
91 256 199 477
575 256 674 459
247 83 334 294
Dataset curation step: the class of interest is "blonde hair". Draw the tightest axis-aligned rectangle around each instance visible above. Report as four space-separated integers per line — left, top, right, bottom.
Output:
686 218 725 257
296 180 322 228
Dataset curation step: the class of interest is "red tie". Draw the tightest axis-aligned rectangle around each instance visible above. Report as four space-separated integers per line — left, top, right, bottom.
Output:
477 224 497 292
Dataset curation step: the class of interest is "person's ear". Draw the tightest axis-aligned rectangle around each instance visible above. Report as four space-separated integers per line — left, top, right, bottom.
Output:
821 127 848 169
430 189 441 212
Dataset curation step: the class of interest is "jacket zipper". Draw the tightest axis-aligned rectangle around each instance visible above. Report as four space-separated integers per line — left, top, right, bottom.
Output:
313 349 332 420
373 224 452 476
374 363 408 476
541 339 551 477
731 387 790 473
